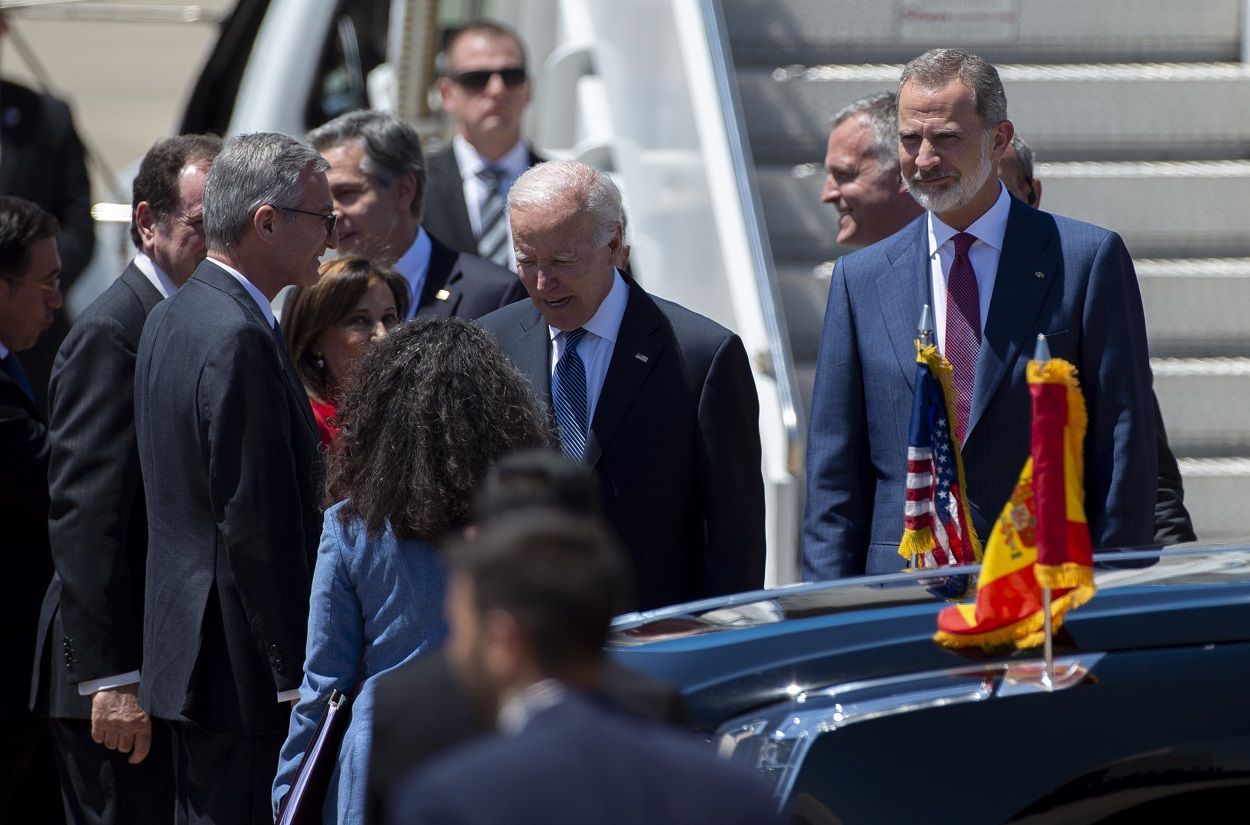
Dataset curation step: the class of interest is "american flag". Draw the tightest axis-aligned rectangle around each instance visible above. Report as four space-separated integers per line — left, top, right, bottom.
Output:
899 344 980 594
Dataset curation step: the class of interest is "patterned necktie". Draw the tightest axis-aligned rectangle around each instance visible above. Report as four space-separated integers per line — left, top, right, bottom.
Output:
476 167 510 266
552 328 589 461
946 232 980 444
2 351 36 405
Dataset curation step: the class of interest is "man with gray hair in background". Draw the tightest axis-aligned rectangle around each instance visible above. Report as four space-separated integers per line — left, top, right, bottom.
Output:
821 91 922 249
134 133 335 824
307 110 526 320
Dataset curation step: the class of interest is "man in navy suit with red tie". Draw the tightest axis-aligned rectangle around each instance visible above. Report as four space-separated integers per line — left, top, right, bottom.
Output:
802 49 1156 580
0 195 65 823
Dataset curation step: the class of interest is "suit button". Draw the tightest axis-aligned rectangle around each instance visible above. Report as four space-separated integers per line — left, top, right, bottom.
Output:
64 654 74 669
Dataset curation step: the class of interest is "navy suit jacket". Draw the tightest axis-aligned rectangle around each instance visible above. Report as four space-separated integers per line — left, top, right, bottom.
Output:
31 264 163 718
134 260 323 734
413 231 528 320
476 280 766 610
803 199 1157 579
0 349 51 719
386 693 779 825
421 144 543 257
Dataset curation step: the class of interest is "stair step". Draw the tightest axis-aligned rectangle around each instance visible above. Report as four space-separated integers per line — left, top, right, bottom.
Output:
723 0 1243 65
1175 458 1250 543
740 63 1250 164
1153 358 1250 458
1138 259 1250 357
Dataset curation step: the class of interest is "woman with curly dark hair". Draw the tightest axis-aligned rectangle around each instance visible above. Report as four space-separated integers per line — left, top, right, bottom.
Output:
282 255 410 447
273 317 554 825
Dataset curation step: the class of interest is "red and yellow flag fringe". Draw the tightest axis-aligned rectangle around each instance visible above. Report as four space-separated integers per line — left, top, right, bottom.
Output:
933 357 1096 651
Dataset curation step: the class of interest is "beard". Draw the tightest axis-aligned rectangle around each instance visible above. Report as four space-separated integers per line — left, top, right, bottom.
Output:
904 133 994 214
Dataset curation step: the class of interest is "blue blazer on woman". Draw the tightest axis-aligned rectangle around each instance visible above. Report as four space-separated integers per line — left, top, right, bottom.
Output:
273 502 449 825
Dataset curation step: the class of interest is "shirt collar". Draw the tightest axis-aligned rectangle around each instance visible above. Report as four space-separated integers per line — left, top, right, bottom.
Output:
207 256 277 328
497 678 568 736
928 180 1011 253
453 133 530 181
132 251 179 299
547 269 629 344
393 227 432 299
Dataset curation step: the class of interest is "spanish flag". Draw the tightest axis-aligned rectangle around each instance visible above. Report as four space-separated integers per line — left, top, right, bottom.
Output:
933 351 1096 650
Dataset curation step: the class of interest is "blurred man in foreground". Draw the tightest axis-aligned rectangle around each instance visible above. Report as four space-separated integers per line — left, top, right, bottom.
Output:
386 511 778 825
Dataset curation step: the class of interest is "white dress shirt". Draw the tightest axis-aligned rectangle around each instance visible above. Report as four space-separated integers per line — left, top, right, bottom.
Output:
547 270 629 426
133 251 178 299
452 134 530 271
926 181 1012 355
392 227 433 320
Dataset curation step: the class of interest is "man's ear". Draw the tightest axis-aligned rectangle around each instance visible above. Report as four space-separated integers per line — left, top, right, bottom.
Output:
253 204 278 243
393 171 417 214
134 201 158 250
1030 179 1043 209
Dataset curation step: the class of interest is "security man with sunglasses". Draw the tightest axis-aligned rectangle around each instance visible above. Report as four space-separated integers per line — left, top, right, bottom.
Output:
425 20 543 270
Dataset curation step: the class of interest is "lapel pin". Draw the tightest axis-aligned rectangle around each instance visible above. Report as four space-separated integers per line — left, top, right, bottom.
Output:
635 353 649 363
1034 271 1045 279
435 289 450 301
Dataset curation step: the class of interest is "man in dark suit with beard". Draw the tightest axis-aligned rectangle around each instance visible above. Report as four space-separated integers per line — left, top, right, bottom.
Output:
134 133 333 825
31 134 221 825
424 20 542 267
475 160 766 611
307 110 526 319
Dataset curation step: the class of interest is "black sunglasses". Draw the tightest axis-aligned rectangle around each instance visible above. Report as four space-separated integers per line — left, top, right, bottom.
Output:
277 206 337 237
449 67 527 92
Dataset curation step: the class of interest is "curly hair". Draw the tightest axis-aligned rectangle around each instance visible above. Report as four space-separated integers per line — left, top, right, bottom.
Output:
325 316 555 542
282 255 410 405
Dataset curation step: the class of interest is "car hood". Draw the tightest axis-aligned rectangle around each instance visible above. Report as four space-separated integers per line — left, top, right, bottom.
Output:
607 546 1250 729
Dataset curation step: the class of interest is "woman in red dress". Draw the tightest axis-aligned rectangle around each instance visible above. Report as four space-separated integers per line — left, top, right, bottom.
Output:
282 256 409 447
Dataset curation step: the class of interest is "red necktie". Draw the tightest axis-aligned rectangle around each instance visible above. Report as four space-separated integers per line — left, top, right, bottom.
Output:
946 232 979 444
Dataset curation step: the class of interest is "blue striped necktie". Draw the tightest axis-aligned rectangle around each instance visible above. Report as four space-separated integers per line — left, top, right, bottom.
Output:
476 167 510 266
552 328 589 460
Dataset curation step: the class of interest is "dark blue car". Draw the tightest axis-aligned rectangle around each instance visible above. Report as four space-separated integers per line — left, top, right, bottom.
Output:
608 547 1250 824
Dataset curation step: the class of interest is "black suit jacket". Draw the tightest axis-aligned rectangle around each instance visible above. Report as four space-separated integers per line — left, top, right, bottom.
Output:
386 693 779 825
476 280 766 610
30 264 164 719
421 144 544 257
134 260 323 735
367 651 686 825
413 231 528 319
0 351 51 720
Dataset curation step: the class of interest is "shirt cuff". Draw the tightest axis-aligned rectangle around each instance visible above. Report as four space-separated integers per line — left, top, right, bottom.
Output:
277 688 301 703
77 671 142 696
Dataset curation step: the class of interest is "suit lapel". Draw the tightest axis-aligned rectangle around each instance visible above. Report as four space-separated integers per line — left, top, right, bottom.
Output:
416 234 461 318
118 262 165 314
584 284 663 468
196 262 319 438
968 202 1060 438
878 218 933 390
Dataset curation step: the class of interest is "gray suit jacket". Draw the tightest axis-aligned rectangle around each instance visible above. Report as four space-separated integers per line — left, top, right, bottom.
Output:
802 199 1157 579
476 279 766 610
134 260 323 734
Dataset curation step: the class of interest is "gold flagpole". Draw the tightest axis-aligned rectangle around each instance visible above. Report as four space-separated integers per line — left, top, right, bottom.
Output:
913 304 935 571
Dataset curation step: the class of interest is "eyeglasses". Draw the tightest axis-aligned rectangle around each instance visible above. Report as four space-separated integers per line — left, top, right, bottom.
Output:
449 67 527 93
21 276 60 295
277 206 337 236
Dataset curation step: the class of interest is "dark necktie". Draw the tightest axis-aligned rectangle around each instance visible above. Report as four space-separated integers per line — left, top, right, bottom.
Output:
946 232 980 444
2 351 36 405
476 167 510 266
552 328 589 461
